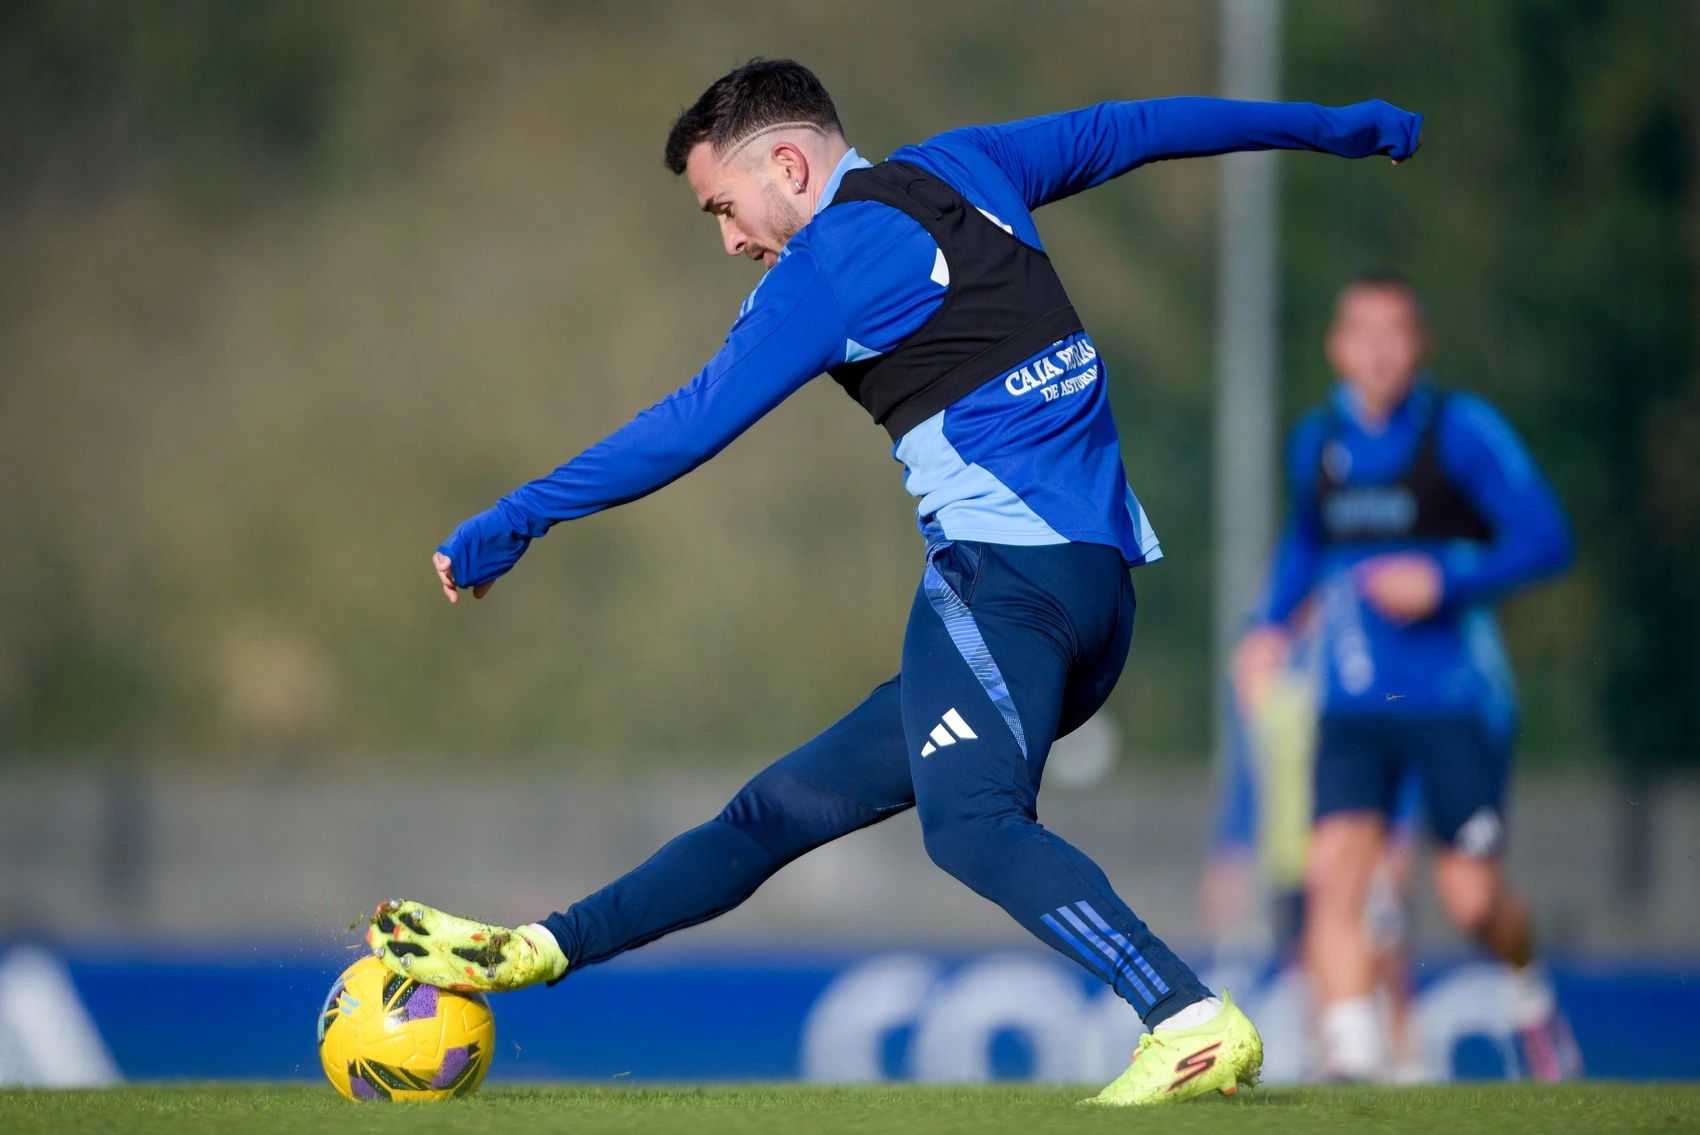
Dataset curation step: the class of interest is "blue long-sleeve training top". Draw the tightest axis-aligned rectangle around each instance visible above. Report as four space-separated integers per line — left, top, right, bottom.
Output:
440 97 1423 588
1256 381 1573 723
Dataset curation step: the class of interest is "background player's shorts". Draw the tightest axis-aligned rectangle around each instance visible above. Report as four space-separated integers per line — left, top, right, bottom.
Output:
1313 714 1510 856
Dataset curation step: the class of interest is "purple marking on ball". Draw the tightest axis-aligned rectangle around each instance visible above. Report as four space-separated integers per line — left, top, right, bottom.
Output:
403 982 438 1021
348 1065 380 1101
430 1045 472 1089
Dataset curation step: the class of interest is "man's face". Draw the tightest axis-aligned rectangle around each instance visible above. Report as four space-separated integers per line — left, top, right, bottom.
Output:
1325 285 1428 413
686 140 807 269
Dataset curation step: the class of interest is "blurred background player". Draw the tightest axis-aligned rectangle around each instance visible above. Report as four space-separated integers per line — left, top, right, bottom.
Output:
1206 595 1426 1078
1235 274 1579 1081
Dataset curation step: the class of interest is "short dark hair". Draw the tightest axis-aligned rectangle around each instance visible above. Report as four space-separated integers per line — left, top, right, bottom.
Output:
1347 270 1415 294
663 59 842 175
1337 271 1426 322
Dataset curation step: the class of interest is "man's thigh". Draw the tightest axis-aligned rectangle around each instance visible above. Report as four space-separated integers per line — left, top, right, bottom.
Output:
748 677 916 815
1056 575 1136 743
902 546 1072 822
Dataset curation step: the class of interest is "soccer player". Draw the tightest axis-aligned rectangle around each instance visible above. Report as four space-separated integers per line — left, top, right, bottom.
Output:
371 61 1422 1103
1209 598 1428 1078
1235 275 1579 1081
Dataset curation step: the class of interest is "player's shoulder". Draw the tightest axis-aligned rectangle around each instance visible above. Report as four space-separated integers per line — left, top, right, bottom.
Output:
803 137 1002 246
881 137 1046 253
799 194 930 263
795 182 944 329
1436 386 1514 432
797 200 936 296
1288 401 1335 456
910 116 1058 178
904 128 997 174
1434 386 1538 478
1279 402 1335 491
1435 387 1526 450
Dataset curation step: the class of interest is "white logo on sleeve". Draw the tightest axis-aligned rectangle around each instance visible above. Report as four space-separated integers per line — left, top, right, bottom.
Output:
920 708 978 757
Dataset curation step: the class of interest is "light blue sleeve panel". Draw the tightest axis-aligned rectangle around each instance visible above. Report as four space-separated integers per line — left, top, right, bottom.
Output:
1434 393 1574 608
1257 408 1331 626
439 247 849 588
935 97 1423 211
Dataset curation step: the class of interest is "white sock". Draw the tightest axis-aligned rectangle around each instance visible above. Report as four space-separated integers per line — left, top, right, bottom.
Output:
1156 995 1222 1032
1508 963 1556 1029
1320 996 1388 1079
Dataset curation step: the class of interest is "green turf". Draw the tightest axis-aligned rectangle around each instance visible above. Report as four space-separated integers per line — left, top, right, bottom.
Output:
1 1083 1695 1135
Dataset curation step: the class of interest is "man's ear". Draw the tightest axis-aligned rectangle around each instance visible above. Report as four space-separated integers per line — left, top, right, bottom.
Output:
771 142 809 190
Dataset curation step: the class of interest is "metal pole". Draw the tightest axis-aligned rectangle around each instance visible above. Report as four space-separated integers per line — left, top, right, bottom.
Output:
1214 0 1282 766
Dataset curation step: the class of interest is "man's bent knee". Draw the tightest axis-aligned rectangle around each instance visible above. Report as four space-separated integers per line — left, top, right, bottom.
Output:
919 817 977 883
918 808 1027 894
1434 852 1500 936
1440 886 1497 936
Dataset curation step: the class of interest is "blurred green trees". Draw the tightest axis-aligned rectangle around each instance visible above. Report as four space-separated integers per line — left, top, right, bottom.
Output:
1283 0 1698 768
0 1 1692 768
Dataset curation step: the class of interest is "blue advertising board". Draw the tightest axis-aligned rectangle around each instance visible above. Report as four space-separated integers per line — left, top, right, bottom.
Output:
0 943 1694 1084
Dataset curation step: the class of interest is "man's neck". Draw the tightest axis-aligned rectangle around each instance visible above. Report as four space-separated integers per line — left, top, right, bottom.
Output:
806 138 853 214
1341 378 1420 432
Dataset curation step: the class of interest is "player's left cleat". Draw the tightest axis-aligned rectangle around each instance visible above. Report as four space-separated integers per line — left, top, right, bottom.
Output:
1085 990 1263 1106
364 899 568 993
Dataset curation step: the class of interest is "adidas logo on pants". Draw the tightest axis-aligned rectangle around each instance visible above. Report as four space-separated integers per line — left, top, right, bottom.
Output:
920 708 977 756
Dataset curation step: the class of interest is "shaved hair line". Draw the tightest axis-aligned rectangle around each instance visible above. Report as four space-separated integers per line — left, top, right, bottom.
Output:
718 121 833 163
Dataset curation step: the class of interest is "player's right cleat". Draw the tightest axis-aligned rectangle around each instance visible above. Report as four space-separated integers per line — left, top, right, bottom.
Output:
365 900 568 993
1516 1008 1584 1081
1085 990 1263 1106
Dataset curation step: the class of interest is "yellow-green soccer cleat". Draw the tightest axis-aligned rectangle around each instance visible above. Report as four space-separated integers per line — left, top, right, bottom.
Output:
1086 990 1263 1106
365 900 568 993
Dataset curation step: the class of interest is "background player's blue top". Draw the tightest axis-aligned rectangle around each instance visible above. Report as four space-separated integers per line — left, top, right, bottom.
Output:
1256 381 1573 723
441 98 1423 586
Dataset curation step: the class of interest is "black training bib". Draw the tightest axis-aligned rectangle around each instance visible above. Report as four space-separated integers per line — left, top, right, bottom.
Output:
1314 392 1494 545
825 161 1084 441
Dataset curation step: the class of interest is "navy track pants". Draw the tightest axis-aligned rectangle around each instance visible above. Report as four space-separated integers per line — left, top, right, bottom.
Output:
543 540 1209 1024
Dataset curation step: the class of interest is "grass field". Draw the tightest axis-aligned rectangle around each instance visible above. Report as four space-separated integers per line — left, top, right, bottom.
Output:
2 1083 1695 1135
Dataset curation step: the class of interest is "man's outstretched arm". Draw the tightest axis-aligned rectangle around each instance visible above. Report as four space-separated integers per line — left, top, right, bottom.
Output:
436 252 847 598
1431 394 1574 609
954 96 1422 210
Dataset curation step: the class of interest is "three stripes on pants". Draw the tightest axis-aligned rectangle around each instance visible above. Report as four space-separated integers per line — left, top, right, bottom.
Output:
1040 900 1172 1009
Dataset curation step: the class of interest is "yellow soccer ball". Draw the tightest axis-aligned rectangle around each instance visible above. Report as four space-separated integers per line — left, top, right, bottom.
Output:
317 955 495 1101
